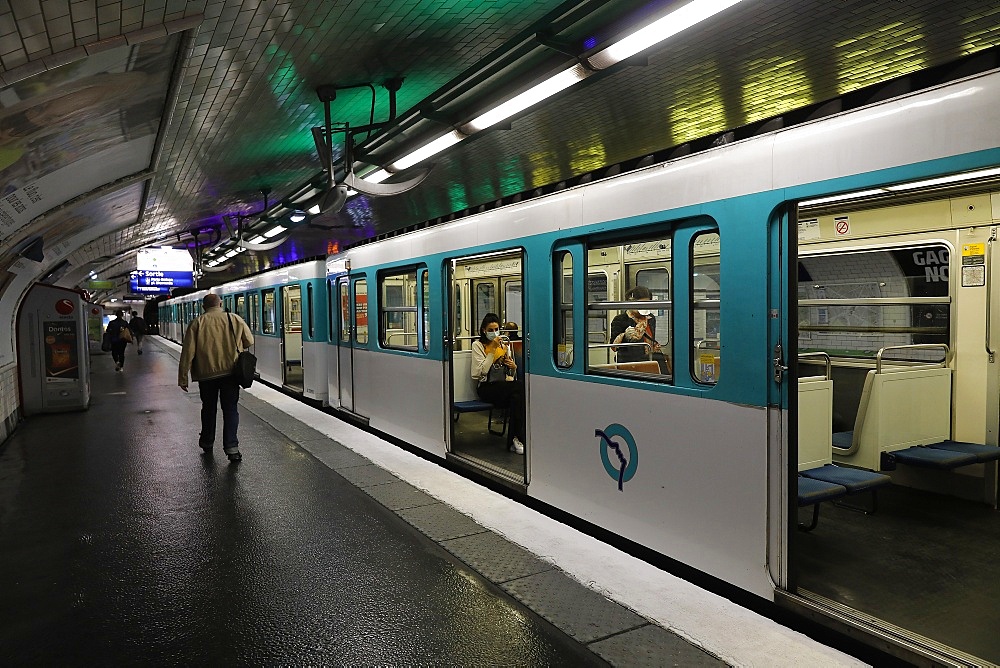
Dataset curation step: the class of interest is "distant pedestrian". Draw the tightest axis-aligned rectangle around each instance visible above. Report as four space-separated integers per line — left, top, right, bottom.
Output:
129 310 147 354
106 309 131 372
178 293 254 462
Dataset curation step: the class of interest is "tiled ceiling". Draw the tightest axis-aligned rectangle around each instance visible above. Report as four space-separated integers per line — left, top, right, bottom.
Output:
1 0 1000 301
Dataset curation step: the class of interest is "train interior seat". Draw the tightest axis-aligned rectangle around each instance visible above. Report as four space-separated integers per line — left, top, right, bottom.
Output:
830 364 1000 471
797 370 890 524
451 350 507 435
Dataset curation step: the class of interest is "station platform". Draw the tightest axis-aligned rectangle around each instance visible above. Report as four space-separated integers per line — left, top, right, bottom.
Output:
0 337 865 666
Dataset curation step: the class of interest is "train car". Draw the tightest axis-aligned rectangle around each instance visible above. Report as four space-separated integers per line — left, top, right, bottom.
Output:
315 70 1000 664
163 260 329 403
159 70 1000 663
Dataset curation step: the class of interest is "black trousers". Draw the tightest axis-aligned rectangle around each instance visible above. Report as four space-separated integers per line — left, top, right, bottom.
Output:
476 380 526 445
111 341 127 367
198 376 241 449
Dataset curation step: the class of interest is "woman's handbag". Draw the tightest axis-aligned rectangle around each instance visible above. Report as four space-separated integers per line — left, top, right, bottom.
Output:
120 325 133 343
228 314 257 388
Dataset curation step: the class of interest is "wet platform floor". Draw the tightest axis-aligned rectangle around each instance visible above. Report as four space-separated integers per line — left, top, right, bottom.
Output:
0 338 727 666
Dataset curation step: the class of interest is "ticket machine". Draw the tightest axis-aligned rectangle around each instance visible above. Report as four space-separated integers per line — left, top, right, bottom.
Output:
17 284 91 415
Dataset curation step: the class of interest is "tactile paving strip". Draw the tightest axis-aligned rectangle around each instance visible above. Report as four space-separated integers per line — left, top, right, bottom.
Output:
441 531 553 584
501 569 647 644
362 480 438 511
296 440 371 470
589 623 727 667
334 464 401 488
396 504 488 542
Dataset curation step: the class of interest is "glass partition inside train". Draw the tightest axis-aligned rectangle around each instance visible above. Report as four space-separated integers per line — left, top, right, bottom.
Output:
790 186 1000 663
447 250 526 484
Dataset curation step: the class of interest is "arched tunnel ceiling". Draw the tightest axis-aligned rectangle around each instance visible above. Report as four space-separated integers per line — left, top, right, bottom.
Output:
1 0 1000 303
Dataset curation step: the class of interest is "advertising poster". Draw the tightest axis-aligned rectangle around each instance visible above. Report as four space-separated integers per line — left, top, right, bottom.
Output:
44 320 78 381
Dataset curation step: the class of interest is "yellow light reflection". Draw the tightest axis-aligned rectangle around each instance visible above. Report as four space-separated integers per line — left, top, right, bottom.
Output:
668 63 726 146
741 53 813 124
568 134 607 175
835 23 927 95
528 151 561 188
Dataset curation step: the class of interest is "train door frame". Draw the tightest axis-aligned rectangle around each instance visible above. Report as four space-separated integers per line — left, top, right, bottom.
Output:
280 283 303 390
445 249 527 486
336 275 368 422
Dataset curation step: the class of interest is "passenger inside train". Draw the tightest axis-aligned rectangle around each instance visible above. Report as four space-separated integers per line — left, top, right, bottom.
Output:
609 285 669 374
471 314 525 456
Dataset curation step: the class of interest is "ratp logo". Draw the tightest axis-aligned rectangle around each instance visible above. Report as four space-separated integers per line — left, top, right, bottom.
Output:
595 423 638 492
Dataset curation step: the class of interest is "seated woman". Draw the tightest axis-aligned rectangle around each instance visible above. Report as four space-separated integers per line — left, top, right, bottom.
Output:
471 313 526 455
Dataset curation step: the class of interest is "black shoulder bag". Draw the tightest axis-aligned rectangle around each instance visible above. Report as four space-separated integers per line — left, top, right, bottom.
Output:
229 314 257 388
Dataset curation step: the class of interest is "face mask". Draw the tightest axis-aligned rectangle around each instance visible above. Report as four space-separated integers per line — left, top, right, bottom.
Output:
485 331 498 341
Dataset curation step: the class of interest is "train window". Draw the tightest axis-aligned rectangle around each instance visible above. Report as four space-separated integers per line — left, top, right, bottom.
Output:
235 294 246 321
474 281 496 330
797 244 951 358
379 268 418 351
587 272 609 349
306 283 314 339
691 231 721 384
338 279 350 343
586 237 672 381
249 292 260 333
421 270 430 352
262 289 276 334
355 279 368 345
555 251 573 368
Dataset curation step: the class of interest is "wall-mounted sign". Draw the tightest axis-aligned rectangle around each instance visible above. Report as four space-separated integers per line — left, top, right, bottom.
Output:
129 269 193 292
137 247 193 272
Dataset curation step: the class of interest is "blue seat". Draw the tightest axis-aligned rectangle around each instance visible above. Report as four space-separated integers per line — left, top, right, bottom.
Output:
797 477 848 532
832 431 853 450
801 464 890 493
452 400 507 436
888 446 977 470
926 440 1000 463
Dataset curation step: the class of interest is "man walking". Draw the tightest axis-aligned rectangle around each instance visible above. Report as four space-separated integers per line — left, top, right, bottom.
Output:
129 310 147 354
106 309 131 372
178 293 254 462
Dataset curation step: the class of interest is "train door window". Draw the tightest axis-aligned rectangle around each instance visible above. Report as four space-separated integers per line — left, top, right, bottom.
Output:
338 279 350 342
262 289 276 334
354 279 368 344
691 231 721 384
555 251 574 368
586 236 673 381
306 283 314 339
421 270 430 352
379 268 418 351
249 292 260 333
235 294 246 321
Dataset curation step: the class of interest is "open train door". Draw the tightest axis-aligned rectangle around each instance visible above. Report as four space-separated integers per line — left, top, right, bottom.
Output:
332 272 368 424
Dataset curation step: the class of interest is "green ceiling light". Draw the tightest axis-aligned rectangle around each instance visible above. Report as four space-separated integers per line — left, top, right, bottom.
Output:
588 0 746 69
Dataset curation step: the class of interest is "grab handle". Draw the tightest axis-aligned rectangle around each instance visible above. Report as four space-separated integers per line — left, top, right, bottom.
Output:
987 229 996 362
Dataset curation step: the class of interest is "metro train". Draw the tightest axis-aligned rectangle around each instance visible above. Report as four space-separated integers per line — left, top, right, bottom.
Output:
161 68 1000 664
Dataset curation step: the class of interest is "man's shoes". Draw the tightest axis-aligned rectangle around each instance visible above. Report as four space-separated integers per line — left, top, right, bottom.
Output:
138 350 143 355
224 446 242 462
199 441 213 453
509 438 525 454
115 364 122 372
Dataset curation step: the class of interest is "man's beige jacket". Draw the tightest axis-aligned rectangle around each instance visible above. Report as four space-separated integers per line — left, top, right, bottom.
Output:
178 306 254 386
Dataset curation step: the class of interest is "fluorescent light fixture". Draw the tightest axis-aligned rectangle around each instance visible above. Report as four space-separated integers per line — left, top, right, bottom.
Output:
224 250 238 259
589 0 745 70
885 167 1000 191
800 189 887 206
234 247 247 253
463 65 590 133
307 204 321 215
288 186 321 204
263 225 287 238
363 169 392 184
391 130 465 170
249 235 267 243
